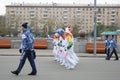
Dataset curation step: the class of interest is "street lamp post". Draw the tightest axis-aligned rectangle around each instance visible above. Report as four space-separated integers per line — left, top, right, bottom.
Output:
94 0 97 55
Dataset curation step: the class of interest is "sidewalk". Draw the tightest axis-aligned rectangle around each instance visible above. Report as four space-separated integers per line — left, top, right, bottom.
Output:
0 49 113 58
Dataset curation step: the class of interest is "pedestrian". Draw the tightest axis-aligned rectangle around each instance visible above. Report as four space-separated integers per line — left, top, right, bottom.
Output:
108 35 119 60
105 35 110 60
53 33 60 61
11 22 37 75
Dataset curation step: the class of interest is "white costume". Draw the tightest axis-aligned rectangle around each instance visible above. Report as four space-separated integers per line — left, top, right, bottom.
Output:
64 27 79 69
53 33 60 61
54 27 79 70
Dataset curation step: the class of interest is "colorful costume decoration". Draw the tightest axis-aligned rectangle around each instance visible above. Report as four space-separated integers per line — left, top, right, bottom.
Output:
52 27 79 70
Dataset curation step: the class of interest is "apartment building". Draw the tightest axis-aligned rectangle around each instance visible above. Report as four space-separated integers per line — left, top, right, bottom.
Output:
5 3 120 33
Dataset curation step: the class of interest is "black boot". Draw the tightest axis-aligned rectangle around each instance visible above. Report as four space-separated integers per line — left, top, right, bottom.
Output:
106 57 110 60
28 72 36 75
114 58 119 61
11 71 19 75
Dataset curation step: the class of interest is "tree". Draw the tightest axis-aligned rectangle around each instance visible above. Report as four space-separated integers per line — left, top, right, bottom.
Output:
13 15 21 37
72 24 79 37
0 27 10 37
116 12 120 29
70 18 80 37
97 23 118 37
47 18 55 35
0 15 5 28
0 15 9 37
97 23 106 37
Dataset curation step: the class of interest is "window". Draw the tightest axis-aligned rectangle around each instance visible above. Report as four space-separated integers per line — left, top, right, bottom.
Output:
78 8 80 10
86 8 88 11
111 22 115 25
111 15 115 17
77 15 80 18
64 11 67 13
64 8 67 10
111 19 115 21
44 11 47 13
90 8 92 11
98 15 101 17
90 16 92 18
103 8 105 11
11 11 14 13
77 11 81 13
98 8 101 13
97 19 101 21
112 11 115 14
44 15 47 17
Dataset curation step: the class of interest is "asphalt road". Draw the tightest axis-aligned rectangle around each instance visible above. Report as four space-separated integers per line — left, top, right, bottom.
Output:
0 56 120 80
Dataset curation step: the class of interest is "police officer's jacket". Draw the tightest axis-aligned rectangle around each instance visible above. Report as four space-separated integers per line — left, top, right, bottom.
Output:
105 38 110 49
110 38 117 49
20 29 34 51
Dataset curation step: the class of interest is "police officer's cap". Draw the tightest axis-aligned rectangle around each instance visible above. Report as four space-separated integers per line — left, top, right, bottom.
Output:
22 22 28 28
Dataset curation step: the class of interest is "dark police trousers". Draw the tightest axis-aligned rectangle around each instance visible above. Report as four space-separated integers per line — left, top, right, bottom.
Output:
109 48 119 59
16 50 37 73
105 48 110 58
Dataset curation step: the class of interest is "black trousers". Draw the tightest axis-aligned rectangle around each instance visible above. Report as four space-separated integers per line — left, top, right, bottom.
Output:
105 48 110 58
16 51 37 73
109 48 119 59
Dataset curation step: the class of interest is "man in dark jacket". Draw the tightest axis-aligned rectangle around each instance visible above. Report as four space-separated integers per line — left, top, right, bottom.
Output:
11 22 37 75
105 35 110 60
108 35 119 60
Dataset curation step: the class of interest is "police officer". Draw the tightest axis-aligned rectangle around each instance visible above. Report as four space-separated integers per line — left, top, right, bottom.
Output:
105 35 110 60
109 35 119 60
11 22 37 75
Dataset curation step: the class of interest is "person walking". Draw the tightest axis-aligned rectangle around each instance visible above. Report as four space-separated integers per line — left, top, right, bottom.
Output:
11 22 37 75
108 35 119 60
105 35 110 60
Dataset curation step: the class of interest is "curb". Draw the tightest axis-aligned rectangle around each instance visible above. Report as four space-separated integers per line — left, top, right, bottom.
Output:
0 54 107 58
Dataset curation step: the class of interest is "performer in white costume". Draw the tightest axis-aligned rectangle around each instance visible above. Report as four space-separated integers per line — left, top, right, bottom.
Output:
56 28 66 64
66 25 79 63
63 27 78 69
53 27 79 70
53 33 60 61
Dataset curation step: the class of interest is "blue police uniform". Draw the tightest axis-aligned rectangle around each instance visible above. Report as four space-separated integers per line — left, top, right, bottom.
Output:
105 35 110 59
16 29 37 74
11 23 37 75
109 36 119 60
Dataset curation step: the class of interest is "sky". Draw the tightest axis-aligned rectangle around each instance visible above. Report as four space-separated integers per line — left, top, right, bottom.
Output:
0 0 120 15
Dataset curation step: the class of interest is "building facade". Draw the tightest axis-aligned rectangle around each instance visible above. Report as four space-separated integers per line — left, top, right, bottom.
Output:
6 3 120 34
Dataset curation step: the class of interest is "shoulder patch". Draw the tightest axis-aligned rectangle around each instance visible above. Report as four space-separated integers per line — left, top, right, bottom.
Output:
22 34 26 39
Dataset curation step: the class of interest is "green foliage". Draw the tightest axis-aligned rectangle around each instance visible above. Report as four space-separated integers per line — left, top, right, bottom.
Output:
47 18 55 35
0 15 5 28
0 15 9 37
97 23 106 37
72 24 79 37
97 23 118 37
0 27 10 37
